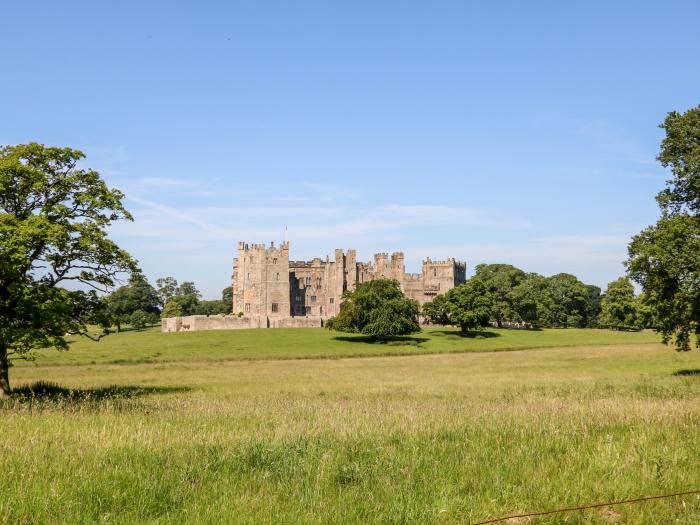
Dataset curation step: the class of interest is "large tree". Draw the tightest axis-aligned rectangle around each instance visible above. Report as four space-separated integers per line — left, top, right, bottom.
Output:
0 143 137 396
544 273 589 328
470 264 526 327
599 277 641 330
155 276 178 308
627 105 700 351
105 274 160 332
326 279 420 341
422 280 494 334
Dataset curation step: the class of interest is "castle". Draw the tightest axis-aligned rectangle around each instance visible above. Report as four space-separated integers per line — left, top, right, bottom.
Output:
162 241 466 332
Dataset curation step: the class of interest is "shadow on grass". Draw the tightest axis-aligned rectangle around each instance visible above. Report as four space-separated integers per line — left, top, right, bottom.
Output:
332 336 429 346
429 330 503 339
10 381 190 401
673 369 700 377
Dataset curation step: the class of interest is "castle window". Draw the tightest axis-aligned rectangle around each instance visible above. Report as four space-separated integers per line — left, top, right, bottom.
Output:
311 296 317 303
295 295 302 302
247 273 250 280
319 306 323 315
305 277 311 285
271 303 279 313
276 273 279 281
433 268 437 277
330 298 334 304
244 303 251 313
273 258 278 264
305 306 311 315
316 277 322 287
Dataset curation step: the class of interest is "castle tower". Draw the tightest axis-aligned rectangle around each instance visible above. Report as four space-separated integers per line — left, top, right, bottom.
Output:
232 241 290 317
390 252 405 282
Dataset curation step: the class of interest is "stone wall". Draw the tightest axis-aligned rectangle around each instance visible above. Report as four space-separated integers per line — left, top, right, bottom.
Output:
161 314 324 333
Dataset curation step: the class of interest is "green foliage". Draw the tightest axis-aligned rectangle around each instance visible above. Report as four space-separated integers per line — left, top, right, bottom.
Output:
655 104 700 214
423 280 494 333
584 284 602 328
510 273 550 326
326 279 420 341
627 105 700 351
105 274 160 330
471 264 526 326
599 277 642 330
194 300 230 316
421 294 451 325
177 281 201 299
155 277 178 308
221 286 233 309
129 310 149 330
159 280 207 318
0 143 137 395
628 214 700 350
544 273 589 328
160 300 183 318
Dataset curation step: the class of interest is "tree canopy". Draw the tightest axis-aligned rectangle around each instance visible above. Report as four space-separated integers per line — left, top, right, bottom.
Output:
326 279 420 341
105 274 160 331
627 105 700 351
423 280 494 333
599 277 642 330
0 143 137 396
470 264 526 327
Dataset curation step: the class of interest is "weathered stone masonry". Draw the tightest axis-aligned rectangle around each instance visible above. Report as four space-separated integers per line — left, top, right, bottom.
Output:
162 241 466 332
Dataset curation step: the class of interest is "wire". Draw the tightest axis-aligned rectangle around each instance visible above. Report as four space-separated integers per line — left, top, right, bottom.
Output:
472 488 700 524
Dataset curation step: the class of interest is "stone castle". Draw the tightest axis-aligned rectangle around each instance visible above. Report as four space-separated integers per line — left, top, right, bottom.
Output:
162 241 466 332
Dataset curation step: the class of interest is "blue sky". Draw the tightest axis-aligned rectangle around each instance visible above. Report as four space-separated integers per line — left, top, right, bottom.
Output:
3 1 699 298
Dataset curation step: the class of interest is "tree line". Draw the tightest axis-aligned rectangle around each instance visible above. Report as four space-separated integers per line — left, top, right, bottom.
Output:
103 276 233 331
326 269 652 341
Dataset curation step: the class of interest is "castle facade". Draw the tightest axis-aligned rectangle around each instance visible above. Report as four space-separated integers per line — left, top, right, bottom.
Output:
231 241 467 319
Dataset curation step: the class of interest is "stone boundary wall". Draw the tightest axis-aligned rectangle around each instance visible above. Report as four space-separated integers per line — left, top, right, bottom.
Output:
161 315 324 333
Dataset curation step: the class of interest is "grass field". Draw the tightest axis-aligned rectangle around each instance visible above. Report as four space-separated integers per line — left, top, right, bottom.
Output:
15 325 662 366
3 327 700 524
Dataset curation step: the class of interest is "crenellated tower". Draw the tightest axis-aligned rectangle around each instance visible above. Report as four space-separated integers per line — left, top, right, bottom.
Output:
232 241 290 317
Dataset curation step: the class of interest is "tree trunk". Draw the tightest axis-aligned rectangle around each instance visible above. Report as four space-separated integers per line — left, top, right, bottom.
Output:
0 346 10 398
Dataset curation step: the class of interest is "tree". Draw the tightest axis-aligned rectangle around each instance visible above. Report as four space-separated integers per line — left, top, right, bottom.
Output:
155 277 178 308
628 214 700 350
221 286 233 313
654 105 700 214
0 143 137 396
545 273 589 328
160 300 184 319
627 105 700 351
584 285 602 328
176 281 201 299
129 310 149 330
105 274 160 332
511 273 552 327
326 279 420 341
599 277 641 330
421 294 451 325
470 264 526 326
423 280 494 334
194 300 230 315
161 293 199 317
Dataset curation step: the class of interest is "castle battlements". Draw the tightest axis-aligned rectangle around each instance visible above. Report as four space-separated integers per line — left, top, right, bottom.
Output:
231 241 467 322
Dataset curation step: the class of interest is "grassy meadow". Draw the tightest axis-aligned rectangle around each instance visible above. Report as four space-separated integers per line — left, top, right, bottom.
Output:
14 325 661 366
3 327 700 524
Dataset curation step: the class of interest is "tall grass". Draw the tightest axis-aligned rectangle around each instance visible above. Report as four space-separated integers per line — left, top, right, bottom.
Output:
3 341 700 523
